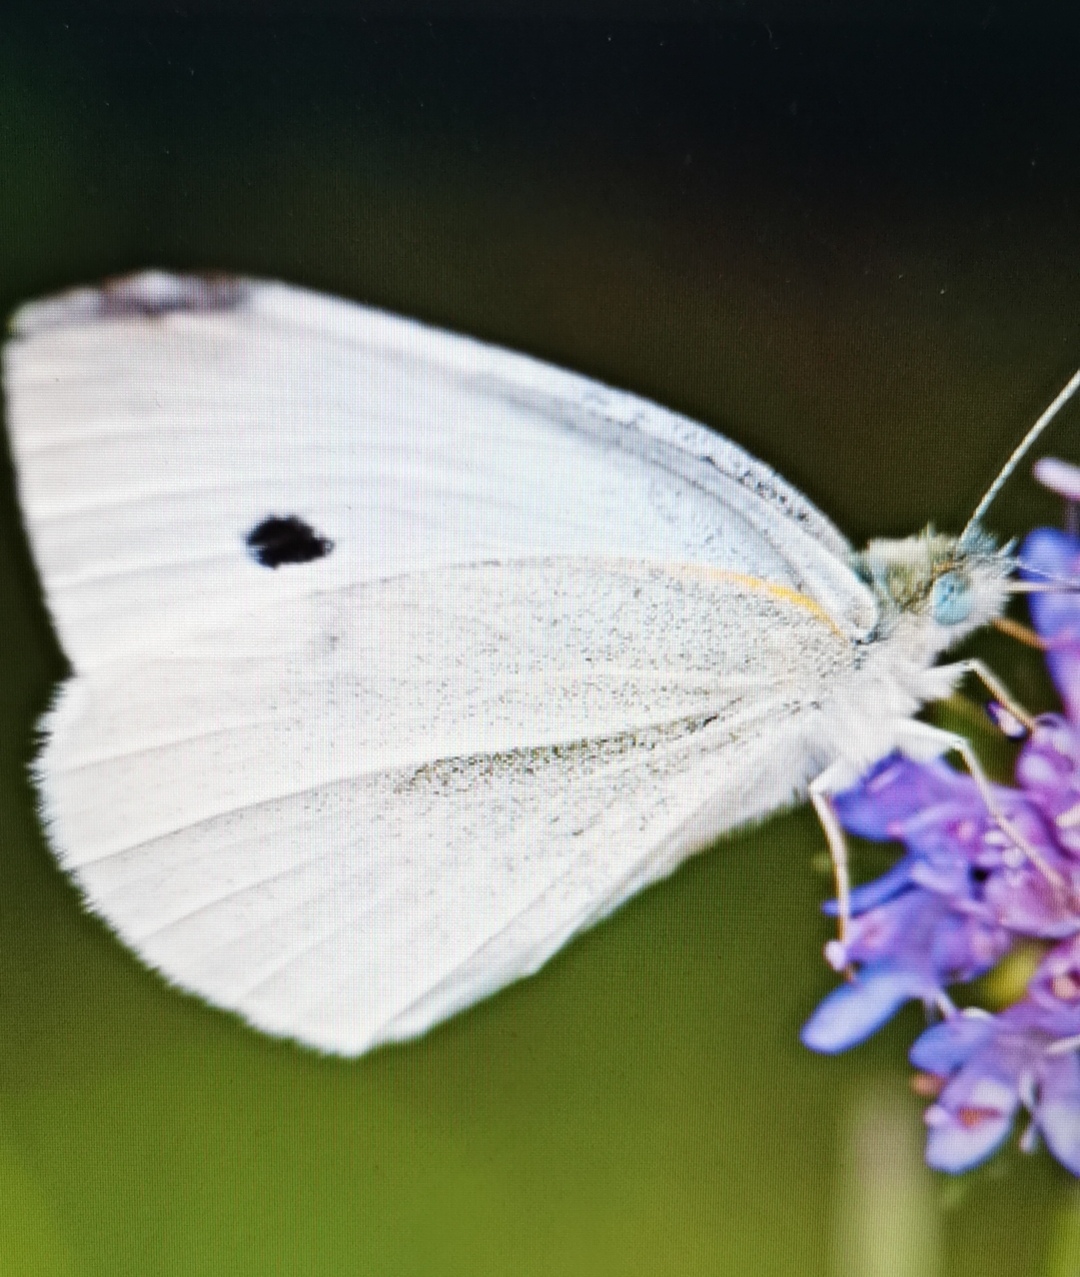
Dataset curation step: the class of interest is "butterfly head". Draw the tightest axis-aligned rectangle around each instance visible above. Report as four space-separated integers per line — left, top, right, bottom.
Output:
852 525 1013 653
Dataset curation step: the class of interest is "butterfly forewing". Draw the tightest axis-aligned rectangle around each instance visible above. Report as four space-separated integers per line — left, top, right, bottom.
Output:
5 276 873 669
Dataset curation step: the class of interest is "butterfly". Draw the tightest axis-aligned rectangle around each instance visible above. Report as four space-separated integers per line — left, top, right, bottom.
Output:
4 271 1071 1055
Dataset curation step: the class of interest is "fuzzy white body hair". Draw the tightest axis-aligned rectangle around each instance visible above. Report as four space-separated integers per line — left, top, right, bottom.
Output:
800 527 1014 792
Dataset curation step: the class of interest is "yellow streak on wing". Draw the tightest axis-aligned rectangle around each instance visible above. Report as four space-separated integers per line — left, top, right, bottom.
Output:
664 563 848 639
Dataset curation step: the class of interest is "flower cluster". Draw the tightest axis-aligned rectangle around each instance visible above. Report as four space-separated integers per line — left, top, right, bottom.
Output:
802 511 1080 1175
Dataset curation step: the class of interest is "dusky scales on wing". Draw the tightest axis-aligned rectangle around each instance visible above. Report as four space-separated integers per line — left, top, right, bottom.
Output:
1 271 1071 1056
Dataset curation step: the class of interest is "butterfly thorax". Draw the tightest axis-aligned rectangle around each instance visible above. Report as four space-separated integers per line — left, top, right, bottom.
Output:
790 524 1017 777
851 524 1013 663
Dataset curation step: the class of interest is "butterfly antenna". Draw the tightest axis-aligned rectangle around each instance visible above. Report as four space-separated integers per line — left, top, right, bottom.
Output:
962 368 1080 539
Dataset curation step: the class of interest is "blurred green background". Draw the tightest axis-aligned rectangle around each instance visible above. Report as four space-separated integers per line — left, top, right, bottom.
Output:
1 4 1079 1274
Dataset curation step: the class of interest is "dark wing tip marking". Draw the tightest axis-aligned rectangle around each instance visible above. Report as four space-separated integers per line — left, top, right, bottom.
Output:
97 271 249 319
245 516 335 569
10 271 251 337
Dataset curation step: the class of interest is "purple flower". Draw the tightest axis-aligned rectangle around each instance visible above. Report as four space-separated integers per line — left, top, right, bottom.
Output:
799 883 1013 1054
800 752 1074 1054
911 936 1080 1173
803 494 1080 1175
1022 527 1080 721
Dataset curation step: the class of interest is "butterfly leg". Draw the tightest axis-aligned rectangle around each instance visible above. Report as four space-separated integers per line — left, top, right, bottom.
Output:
935 658 1037 734
993 616 1051 651
807 763 856 947
809 703 1063 953
893 719 1065 890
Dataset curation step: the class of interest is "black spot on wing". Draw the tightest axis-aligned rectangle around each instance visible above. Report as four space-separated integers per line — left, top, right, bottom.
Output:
245 516 334 569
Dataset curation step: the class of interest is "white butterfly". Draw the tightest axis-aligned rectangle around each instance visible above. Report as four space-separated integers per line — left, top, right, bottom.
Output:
3 271 1071 1056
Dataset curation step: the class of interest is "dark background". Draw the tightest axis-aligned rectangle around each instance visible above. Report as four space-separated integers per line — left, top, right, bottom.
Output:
1 5 1079 1274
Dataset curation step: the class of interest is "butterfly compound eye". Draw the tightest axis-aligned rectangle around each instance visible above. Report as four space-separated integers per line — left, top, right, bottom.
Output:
930 570 972 626
245 516 334 569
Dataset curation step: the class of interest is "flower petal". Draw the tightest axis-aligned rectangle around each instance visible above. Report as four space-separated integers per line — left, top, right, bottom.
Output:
924 1063 1022 1172
835 756 975 840
1022 529 1080 718
830 857 919 914
924 1090 1018 1172
801 965 930 1054
909 1011 996 1074
1035 1052 1080 1175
